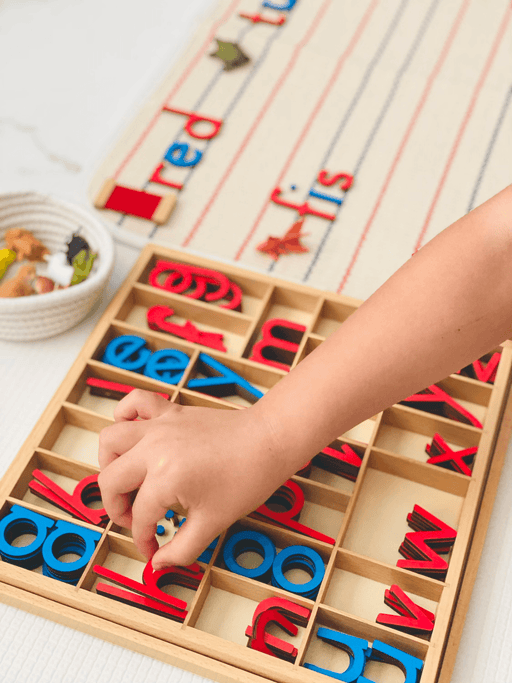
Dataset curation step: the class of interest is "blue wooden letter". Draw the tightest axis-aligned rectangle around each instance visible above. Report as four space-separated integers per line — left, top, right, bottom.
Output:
165 142 203 167
42 521 102 585
187 353 264 403
0 505 54 570
102 335 151 372
223 530 275 581
144 348 190 384
358 640 423 683
304 628 370 682
271 545 324 599
263 0 297 9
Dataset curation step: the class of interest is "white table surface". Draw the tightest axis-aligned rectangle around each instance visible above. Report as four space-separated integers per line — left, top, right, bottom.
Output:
1 2 512 682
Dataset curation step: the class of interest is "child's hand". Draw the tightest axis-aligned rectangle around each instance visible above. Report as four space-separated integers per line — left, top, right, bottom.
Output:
97 390 289 569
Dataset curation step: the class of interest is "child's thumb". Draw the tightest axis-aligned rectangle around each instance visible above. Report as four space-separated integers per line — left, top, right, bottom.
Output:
151 514 217 569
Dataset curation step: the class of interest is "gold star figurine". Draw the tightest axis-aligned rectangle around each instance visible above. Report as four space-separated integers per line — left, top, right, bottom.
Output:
210 39 250 71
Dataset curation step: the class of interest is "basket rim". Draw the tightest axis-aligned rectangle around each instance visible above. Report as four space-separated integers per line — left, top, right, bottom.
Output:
0 192 114 309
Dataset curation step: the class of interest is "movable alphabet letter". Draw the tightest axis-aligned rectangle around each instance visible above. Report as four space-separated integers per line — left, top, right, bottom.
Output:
271 545 325 599
239 11 286 25
0 505 54 570
42 521 101 584
400 384 482 428
271 187 336 221
249 318 306 371
376 584 435 637
458 352 500 383
147 260 243 311
94 561 203 622
304 628 370 682
223 530 276 581
102 335 152 372
250 479 335 544
263 0 296 9
0 506 101 584
425 433 476 476
318 170 354 191
86 377 169 401
147 305 227 352
29 470 108 527
149 163 183 191
162 106 223 140
144 348 190 384
187 353 263 403
165 142 203 168
358 640 423 683
245 597 310 662
397 505 457 580
309 188 343 206
315 444 362 481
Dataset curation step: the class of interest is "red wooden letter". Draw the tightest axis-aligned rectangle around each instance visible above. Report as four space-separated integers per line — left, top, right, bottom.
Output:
376 584 435 637
400 385 482 428
86 377 169 401
425 433 476 476
318 170 354 191
250 480 335 544
249 318 306 371
397 505 457 580
239 11 286 25
29 470 108 527
162 106 223 139
315 444 362 481
149 162 183 190
147 305 227 351
245 597 310 662
458 352 500 384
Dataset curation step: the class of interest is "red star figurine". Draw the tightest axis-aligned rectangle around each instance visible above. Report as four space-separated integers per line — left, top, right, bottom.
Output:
256 219 309 261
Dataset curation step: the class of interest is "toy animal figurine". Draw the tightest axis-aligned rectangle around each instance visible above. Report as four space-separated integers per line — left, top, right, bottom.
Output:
65 230 91 265
4 228 49 261
0 264 36 297
70 249 97 285
0 249 16 279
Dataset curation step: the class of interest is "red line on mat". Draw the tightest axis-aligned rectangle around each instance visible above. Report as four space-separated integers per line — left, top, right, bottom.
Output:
113 0 242 181
233 0 380 262
181 0 332 248
412 1 512 253
336 0 471 295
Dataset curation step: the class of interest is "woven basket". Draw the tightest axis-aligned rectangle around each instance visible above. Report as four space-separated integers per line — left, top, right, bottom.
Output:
0 192 114 341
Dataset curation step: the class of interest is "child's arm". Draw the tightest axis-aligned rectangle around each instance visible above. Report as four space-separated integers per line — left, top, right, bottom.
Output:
98 184 512 569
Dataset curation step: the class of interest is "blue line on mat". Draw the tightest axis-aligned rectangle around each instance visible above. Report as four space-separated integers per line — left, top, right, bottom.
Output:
467 84 512 213
300 0 440 283
148 12 284 239
265 0 412 274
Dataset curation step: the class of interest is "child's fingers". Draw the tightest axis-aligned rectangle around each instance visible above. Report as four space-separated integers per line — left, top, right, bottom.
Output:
98 420 144 470
98 451 147 527
152 513 221 569
114 389 172 422
131 482 174 560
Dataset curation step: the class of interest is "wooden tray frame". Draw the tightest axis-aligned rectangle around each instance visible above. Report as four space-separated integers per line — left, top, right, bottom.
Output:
0 243 511 683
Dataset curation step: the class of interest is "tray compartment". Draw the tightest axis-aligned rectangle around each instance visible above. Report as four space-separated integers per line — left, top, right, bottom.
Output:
65 362 177 418
311 298 358 338
322 549 440 627
341 465 464 570
114 284 252 356
138 253 272 317
38 405 111 467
